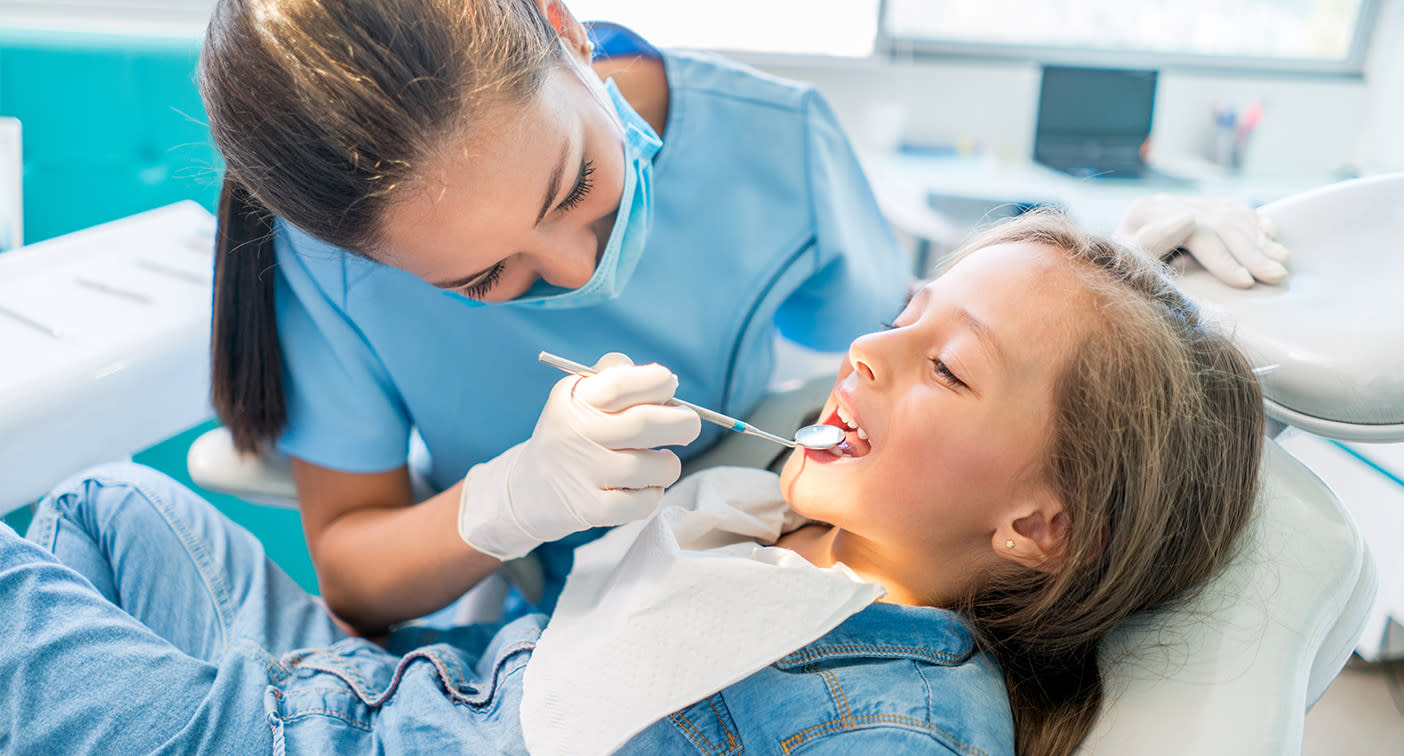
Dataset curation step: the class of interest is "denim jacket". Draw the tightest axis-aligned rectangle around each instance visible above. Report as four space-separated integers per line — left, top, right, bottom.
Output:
618 602 1014 756
268 602 1013 756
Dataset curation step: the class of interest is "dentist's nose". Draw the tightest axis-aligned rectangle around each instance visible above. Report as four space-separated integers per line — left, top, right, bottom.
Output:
534 233 599 290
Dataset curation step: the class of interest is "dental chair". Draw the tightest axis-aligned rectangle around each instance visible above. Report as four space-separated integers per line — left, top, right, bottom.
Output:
1076 173 1402 753
183 175 1400 754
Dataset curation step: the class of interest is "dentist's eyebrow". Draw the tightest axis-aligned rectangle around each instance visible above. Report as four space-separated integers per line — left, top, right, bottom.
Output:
535 138 573 225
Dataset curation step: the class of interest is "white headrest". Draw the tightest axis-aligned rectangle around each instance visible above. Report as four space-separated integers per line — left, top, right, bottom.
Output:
1076 437 1374 755
1175 173 1404 441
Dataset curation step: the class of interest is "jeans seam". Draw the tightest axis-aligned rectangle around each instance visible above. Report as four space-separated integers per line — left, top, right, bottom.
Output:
818 669 851 724
667 695 742 756
779 643 966 665
278 707 375 732
707 697 740 752
234 638 291 685
28 495 60 550
79 472 238 647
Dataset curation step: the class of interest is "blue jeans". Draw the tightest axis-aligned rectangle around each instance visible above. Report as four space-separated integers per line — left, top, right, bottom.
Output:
5 462 304 753
4 463 541 755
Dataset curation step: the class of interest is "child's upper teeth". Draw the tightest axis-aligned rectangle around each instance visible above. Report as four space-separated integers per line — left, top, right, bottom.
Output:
836 406 855 428
856 427 868 440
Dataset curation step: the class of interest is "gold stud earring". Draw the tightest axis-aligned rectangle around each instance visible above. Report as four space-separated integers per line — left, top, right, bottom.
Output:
1005 539 1015 550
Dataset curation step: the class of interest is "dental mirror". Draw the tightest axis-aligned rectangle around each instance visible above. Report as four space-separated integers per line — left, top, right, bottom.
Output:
792 423 846 450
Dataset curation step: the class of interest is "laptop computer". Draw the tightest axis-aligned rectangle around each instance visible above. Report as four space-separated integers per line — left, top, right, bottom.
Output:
1034 65 1180 181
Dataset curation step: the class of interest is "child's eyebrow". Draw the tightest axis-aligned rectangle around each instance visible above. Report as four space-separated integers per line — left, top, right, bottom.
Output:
899 282 933 316
958 307 1007 368
903 280 925 307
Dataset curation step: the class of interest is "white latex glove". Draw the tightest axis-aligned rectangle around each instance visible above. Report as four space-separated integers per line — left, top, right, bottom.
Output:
1115 194 1291 288
457 353 702 560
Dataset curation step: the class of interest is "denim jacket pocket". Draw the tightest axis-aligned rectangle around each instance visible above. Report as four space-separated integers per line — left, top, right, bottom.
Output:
666 693 744 756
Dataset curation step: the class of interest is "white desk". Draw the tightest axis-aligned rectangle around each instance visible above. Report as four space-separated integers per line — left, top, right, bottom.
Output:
863 152 1333 273
0 202 215 515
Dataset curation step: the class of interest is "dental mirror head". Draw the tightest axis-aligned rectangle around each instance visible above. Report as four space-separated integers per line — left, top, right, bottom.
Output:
792 423 845 450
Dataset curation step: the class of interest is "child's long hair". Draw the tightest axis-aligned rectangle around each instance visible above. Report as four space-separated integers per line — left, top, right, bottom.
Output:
950 213 1264 756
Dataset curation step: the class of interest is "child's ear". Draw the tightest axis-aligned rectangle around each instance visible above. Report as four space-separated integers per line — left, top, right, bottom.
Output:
992 488 1069 573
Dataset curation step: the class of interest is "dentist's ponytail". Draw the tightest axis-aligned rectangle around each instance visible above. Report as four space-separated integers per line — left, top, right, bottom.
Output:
210 179 283 452
198 0 565 451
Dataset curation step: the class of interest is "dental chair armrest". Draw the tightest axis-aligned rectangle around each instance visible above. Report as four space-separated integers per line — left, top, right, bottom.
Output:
187 427 442 508
186 427 299 507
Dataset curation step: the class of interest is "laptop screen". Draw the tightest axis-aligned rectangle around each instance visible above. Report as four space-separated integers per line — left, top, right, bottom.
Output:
1034 66 1159 175
1036 66 1157 139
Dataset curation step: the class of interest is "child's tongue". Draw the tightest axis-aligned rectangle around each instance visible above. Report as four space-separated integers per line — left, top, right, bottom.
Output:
822 409 872 458
837 428 872 457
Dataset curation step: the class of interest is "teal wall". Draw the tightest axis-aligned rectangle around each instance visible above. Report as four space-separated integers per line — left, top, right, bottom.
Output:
0 29 316 593
0 30 219 244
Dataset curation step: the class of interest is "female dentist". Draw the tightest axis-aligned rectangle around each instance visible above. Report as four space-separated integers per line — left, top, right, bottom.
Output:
198 0 1287 634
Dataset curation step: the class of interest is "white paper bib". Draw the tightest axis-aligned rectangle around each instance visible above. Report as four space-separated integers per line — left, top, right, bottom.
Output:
520 467 884 756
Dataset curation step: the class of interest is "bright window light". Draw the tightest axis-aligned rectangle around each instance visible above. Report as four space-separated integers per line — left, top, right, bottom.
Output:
568 0 880 56
884 0 1370 63
0 0 214 35
0 1 881 55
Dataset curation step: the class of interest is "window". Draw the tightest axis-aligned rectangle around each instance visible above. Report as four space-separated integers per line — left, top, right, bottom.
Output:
566 0 880 56
880 0 1380 74
0 0 1379 74
0 0 213 35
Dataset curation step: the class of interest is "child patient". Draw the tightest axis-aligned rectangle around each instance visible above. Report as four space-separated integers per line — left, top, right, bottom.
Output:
0 213 1262 756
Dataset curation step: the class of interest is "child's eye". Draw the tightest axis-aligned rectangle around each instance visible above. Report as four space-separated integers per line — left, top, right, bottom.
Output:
931 358 966 388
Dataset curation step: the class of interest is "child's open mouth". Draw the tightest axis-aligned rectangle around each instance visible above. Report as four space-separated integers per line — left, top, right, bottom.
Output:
817 404 872 459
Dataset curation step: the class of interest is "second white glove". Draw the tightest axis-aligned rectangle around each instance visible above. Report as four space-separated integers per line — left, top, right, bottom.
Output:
457 353 702 560
1115 194 1290 288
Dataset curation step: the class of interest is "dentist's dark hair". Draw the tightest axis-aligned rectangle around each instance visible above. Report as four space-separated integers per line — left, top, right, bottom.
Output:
944 213 1263 756
199 0 564 452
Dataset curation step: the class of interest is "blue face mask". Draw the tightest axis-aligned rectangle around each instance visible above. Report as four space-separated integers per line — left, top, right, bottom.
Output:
443 78 661 311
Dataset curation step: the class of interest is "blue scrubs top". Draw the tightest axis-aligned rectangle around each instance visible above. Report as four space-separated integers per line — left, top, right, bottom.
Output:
271 25 908 609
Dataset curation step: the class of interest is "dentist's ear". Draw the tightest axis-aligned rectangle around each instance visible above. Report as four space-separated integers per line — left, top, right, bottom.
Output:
994 489 1069 574
536 0 594 61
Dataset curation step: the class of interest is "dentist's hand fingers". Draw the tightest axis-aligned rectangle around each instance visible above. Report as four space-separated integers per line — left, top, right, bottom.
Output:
591 403 702 449
1260 215 1279 239
1183 229 1254 288
599 448 685 491
590 352 634 371
1130 209 1196 259
1263 238 1290 264
582 486 667 526
575 363 680 411
1218 226 1288 284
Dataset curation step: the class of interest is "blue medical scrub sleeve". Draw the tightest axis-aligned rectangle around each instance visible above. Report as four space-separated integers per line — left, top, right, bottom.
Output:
775 93 910 351
274 225 412 472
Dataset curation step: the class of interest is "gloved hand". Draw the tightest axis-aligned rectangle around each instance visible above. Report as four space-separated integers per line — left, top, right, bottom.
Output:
457 353 702 560
1115 194 1291 288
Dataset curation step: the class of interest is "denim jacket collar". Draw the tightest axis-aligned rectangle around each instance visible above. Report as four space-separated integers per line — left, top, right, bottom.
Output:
775 602 977 669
